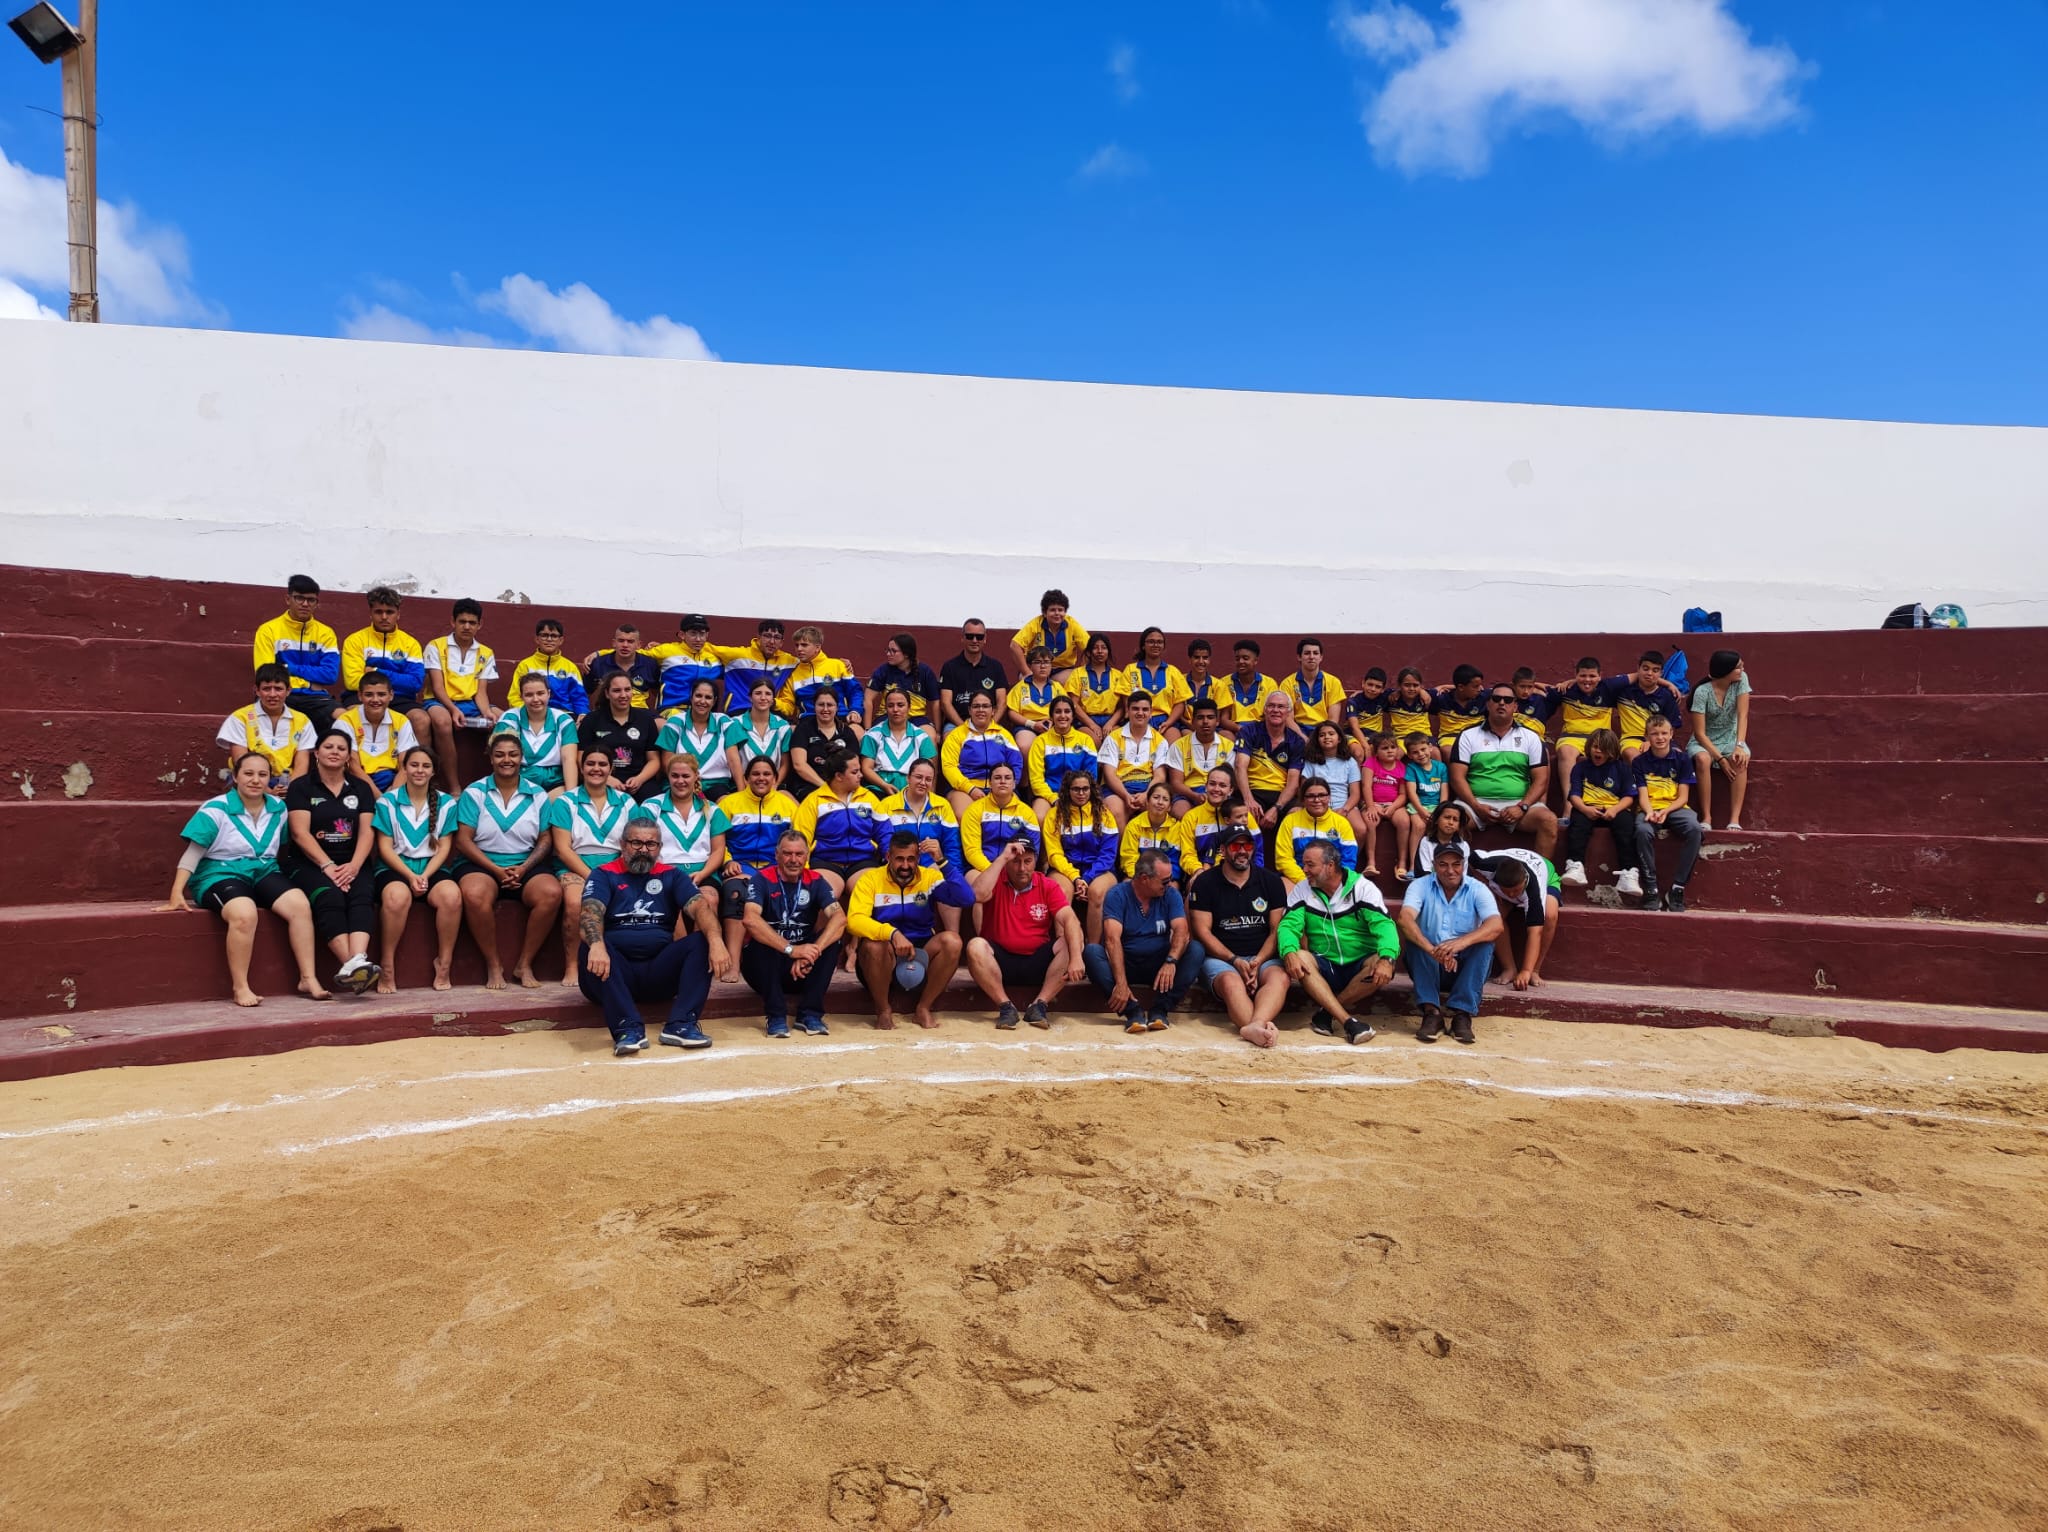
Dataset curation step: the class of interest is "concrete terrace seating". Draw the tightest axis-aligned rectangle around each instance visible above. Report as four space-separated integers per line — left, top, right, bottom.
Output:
3 563 2045 1079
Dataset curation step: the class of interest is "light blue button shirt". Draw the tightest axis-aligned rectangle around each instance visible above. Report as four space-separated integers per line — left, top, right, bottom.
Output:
1401 873 1499 946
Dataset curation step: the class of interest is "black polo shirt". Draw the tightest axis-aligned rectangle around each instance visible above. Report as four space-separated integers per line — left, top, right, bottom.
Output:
939 654 1009 714
281 772 376 873
1186 865 1289 959
577 706 659 781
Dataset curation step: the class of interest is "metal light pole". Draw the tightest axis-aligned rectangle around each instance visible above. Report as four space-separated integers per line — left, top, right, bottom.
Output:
8 0 98 321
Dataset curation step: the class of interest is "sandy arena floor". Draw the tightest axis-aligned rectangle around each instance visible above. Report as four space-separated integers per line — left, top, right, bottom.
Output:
2 1011 2046 1531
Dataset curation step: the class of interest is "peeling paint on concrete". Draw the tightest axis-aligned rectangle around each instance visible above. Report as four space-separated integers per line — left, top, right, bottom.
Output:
1695 842 1755 861
17 774 31 799
1584 885 1624 909
1764 1014 1836 1039
1814 968 1837 992
61 761 93 798
37 1023 75 1039
48 978 77 1010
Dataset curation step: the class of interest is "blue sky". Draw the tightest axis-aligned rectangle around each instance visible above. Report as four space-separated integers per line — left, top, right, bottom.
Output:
2 1 2043 424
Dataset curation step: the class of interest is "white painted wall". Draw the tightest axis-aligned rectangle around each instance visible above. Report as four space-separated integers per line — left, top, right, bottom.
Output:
2 318 2043 631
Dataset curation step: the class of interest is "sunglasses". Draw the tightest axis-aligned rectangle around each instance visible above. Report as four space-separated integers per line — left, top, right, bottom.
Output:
962 631 986 641
1488 694 1517 703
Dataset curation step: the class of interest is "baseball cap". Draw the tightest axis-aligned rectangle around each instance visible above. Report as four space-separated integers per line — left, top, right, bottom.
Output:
1221 825 1257 847
680 613 711 629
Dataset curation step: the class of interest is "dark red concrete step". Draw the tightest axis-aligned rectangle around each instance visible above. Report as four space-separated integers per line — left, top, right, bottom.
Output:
1410 827 2048 926
1674 759 2041 836
1755 696 2048 762
3 971 2041 1085
2 710 228 800
10 634 257 713
4 897 2043 1025
8 564 2043 698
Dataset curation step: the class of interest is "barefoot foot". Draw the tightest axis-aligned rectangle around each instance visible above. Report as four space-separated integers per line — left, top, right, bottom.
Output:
514 968 543 990
914 1006 940 1030
484 970 508 991
375 975 398 996
873 1011 896 1031
1240 1020 1278 1048
298 979 332 1001
431 962 453 992
232 988 263 1008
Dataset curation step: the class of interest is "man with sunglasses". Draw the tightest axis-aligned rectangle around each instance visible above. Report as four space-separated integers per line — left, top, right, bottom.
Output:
1450 685 1559 861
939 619 1010 729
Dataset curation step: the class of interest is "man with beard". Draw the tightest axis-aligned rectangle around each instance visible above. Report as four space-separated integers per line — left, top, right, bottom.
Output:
578 820 738 1056
1186 825 1293 1048
846 830 975 1029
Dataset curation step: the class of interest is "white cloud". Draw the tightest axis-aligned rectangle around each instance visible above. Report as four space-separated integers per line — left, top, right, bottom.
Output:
1109 42 1140 102
338 274 717 361
0 276 62 321
0 145 218 322
1334 0 1807 176
1077 143 1148 181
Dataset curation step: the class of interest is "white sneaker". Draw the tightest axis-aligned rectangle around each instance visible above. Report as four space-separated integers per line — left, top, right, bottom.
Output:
1724 821 1743 831
1560 860 1588 888
1614 868 1642 898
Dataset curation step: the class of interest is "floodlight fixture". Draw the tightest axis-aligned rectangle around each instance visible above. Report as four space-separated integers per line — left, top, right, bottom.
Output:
8 2 83 64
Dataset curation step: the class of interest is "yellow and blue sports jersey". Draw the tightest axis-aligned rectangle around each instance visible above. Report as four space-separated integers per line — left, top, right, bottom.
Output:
1235 721 1307 795
1181 673 1232 716
793 784 888 865
646 638 742 712
941 724 1025 795
722 641 798 714
776 653 863 721
1279 670 1341 726
1513 689 1556 741
1389 690 1435 742
1632 748 1696 812
845 863 976 944
1117 812 1185 880
878 792 963 870
1273 808 1359 882
1177 806 1264 872
1027 727 1099 802
1067 665 1123 726
253 614 342 694
341 626 427 700
1610 677 1685 743
714 785 801 872
423 636 498 704
1551 680 1617 739
586 649 662 711
1431 687 1487 748
334 705 417 781
1569 755 1634 810
509 652 589 716
1120 661 1187 712
1168 732 1236 793
1097 724 1173 789
1222 672 1279 726
490 706 578 791
215 704 316 780
1015 614 1091 670
1042 808 1120 881
1347 691 1391 739
1006 677 1065 732
961 797 1041 870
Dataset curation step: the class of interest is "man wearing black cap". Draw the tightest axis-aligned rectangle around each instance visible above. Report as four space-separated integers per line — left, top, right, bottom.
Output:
1186 824 1293 1047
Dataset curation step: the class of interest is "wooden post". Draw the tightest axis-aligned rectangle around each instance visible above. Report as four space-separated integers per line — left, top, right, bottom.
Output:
60 0 98 322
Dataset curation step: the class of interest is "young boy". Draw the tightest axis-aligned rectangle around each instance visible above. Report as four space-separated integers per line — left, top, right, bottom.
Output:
584 623 661 712
340 586 427 712
333 671 418 789
252 574 341 732
1558 727 1638 895
1223 639 1278 726
218 662 316 793
1511 667 1555 741
1431 665 1487 754
420 598 501 789
776 625 863 722
1345 667 1391 757
1279 637 1341 727
1631 715 1702 912
1097 692 1174 818
1012 589 1090 679
1166 698 1235 810
509 617 590 716
1611 651 1686 761
1548 656 1617 795
721 620 796 714
645 614 741 716
1398 734 1447 880
1182 639 1231 716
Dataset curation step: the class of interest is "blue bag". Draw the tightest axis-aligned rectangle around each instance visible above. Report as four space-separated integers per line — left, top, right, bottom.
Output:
1682 607 1722 633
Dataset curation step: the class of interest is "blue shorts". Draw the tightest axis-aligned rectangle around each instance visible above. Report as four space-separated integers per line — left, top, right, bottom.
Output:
422 697 484 721
1199 955 1282 990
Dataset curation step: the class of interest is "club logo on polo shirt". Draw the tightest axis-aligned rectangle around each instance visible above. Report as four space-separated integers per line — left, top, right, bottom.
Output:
645 878 663 894
795 890 811 906
342 794 360 810
627 728 642 739
1252 897 1268 912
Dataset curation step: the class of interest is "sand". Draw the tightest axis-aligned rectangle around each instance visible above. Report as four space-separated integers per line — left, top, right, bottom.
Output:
2 1014 2046 1531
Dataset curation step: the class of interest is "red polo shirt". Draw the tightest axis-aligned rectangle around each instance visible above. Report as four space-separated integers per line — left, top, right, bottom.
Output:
982 871 1069 955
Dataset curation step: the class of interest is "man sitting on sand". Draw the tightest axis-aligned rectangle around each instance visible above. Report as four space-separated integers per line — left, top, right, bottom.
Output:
578 819 738 1057
845 830 975 1030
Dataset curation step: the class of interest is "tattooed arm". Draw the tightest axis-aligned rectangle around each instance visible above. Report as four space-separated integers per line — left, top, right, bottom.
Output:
580 898 610 980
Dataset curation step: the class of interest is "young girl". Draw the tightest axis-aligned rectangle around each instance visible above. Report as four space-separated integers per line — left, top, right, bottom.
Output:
544 748 635 985
372 745 463 993
861 686 938 797
1364 733 1410 878
1042 769 1121 943
725 678 794 786
1414 801 1474 882
1005 646 1063 753
632 755 731 886
490 672 579 794
282 728 383 993
161 750 327 1007
1560 727 1640 895
1070 634 1123 742
658 678 737 800
1121 627 1188 734
879 757 963 872
1302 720 1364 843
1398 732 1449 880
1117 781 1184 883
1688 649 1753 831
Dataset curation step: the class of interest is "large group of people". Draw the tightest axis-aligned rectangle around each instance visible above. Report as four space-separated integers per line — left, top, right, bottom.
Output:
173 578 1757 1051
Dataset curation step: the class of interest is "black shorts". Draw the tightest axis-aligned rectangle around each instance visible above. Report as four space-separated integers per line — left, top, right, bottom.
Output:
198 870 297 915
811 856 880 883
993 942 1056 986
376 863 460 892
718 870 761 922
458 863 535 901
291 865 379 940
1313 954 1366 991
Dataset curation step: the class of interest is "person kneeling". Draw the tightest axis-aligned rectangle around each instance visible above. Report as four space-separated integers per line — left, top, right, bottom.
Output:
847 830 975 1029
1276 839 1398 1046
964 836 1086 1031
739 829 847 1038
579 820 737 1056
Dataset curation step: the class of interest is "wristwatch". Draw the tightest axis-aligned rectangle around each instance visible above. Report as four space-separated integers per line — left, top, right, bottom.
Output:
783 942 794 957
